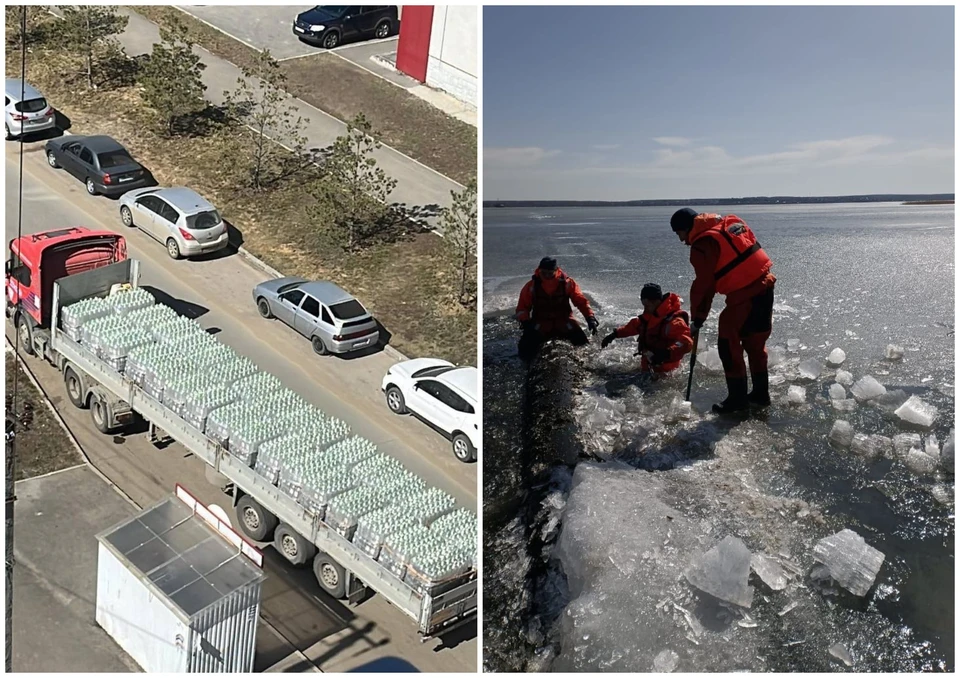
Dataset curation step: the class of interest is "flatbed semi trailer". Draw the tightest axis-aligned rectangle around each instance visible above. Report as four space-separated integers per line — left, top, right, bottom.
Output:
15 258 476 638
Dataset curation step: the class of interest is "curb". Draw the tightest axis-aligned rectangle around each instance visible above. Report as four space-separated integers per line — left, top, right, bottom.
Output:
235 247 410 363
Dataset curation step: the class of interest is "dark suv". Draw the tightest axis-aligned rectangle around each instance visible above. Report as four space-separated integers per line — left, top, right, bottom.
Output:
293 6 398 49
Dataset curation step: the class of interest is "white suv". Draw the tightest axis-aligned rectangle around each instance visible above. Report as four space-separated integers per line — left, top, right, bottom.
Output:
381 359 479 463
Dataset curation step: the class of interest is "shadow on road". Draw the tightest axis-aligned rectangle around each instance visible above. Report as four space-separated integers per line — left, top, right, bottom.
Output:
142 286 209 320
348 656 420 672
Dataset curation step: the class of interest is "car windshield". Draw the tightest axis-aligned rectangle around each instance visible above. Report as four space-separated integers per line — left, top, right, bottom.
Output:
329 299 366 320
412 366 455 379
15 97 47 113
314 5 348 17
97 151 134 168
186 210 221 230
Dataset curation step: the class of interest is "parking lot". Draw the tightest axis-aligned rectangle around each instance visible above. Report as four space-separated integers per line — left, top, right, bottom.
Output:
176 5 417 88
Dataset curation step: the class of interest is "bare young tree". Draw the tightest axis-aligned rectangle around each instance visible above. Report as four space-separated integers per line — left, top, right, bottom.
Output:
442 177 478 309
224 49 310 191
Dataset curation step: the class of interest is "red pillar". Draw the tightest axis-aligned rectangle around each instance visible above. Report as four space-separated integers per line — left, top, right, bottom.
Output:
395 5 433 83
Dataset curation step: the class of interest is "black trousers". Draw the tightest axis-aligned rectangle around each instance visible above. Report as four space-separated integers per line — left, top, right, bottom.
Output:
518 324 589 361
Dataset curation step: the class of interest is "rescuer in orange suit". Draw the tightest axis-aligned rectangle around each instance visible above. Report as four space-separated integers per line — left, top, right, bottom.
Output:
599 283 694 376
670 208 776 414
516 257 599 361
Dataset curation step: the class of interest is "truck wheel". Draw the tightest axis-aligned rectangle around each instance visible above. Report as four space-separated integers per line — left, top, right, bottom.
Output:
16 315 35 356
453 433 475 463
64 368 87 409
274 523 317 567
385 386 406 414
91 398 114 434
313 552 346 599
236 495 278 542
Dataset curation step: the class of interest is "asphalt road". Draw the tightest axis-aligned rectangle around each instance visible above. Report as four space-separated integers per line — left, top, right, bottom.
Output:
4 141 478 672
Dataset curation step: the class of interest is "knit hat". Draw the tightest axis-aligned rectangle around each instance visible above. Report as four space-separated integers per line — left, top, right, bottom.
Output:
670 207 699 232
640 283 663 301
538 256 558 271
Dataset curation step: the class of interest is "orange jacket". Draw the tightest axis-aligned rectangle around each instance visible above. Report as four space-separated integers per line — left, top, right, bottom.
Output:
613 292 694 372
516 267 594 329
687 214 774 323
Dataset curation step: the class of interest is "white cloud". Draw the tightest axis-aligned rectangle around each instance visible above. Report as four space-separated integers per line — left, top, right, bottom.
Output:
484 146 560 168
652 136 693 147
590 143 621 151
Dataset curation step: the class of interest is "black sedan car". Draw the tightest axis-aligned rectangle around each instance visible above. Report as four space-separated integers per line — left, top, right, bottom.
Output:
44 134 151 197
293 6 398 49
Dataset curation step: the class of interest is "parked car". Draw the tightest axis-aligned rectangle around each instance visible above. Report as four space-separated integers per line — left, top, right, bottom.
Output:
253 277 381 356
44 134 150 197
293 5 398 49
118 187 229 260
381 359 479 463
5 79 56 140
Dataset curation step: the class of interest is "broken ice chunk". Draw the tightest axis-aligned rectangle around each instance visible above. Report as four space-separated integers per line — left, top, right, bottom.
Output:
892 433 921 460
894 395 938 428
828 421 854 448
831 398 857 412
930 484 953 506
826 347 846 366
904 448 937 476
871 389 910 414
751 553 790 591
850 375 886 401
829 383 846 400
850 433 892 462
829 643 854 667
768 345 786 367
942 429 954 472
798 358 822 381
787 385 806 405
698 347 724 373
885 344 904 361
787 338 800 353
811 529 885 597
835 370 854 386
652 649 679 673
924 435 940 460
769 374 786 386
684 535 754 608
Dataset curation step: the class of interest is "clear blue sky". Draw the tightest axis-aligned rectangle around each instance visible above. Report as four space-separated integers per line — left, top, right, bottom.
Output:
483 6 955 200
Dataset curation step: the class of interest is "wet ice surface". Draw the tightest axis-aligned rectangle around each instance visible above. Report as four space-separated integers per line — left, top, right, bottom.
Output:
482 204 954 672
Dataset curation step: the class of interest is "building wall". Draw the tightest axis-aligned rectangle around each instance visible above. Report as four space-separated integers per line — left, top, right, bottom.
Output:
425 5 478 108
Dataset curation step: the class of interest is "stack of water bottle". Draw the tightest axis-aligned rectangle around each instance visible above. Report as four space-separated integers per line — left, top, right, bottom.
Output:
107 287 154 315
354 487 456 559
324 485 390 539
96 324 155 372
61 295 114 341
379 507 477 593
161 371 220 417
182 384 238 433
350 454 427 504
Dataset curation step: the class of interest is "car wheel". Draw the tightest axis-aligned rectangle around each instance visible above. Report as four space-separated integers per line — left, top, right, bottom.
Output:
312 336 328 356
85 177 97 195
46 150 58 168
322 30 340 49
385 386 406 414
374 20 390 38
4 124 12 141
453 433 475 463
120 205 134 227
257 297 273 319
166 238 181 260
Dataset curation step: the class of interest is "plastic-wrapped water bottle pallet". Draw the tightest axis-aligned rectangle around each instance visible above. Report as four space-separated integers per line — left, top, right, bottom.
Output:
405 564 469 597
376 545 407 581
325 508 359 541
254 459 280 485
352 533 381 560
228 444 256 467
278 475 302 501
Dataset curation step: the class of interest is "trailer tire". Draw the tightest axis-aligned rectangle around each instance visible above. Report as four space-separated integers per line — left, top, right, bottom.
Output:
64 368 87 409
236 495 278 542
91 398 113 434
274 523 316 567
313 552 346 599
16 314 35 356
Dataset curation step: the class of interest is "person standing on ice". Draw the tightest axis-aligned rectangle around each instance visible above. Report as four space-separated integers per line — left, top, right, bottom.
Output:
600 283 694 377
515 256 600 361
669 208 776 413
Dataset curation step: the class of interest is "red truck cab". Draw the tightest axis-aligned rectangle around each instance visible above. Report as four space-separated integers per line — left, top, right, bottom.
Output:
6 227 127 352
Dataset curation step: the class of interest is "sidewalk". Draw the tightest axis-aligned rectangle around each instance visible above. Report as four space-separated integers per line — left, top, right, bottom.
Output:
114 8 463 231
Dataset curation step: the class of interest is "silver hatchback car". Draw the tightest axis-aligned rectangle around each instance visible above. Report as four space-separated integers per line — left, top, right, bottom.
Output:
253 278 381 355
5 79 56 139
118 186 229 259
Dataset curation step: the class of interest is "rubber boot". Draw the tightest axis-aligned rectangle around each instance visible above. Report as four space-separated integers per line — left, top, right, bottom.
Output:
747 371 771 407
712 377 749 415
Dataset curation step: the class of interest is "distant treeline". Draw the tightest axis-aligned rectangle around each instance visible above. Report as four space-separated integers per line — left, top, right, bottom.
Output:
485 194 955 208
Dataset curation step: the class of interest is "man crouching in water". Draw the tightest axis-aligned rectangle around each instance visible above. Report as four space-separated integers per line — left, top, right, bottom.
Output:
600 283 694 378
516 257 599 362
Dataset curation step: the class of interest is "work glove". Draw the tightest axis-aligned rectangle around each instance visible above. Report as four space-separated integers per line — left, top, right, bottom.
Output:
587 316 600 335
600 332 616 349
520 319 536 333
